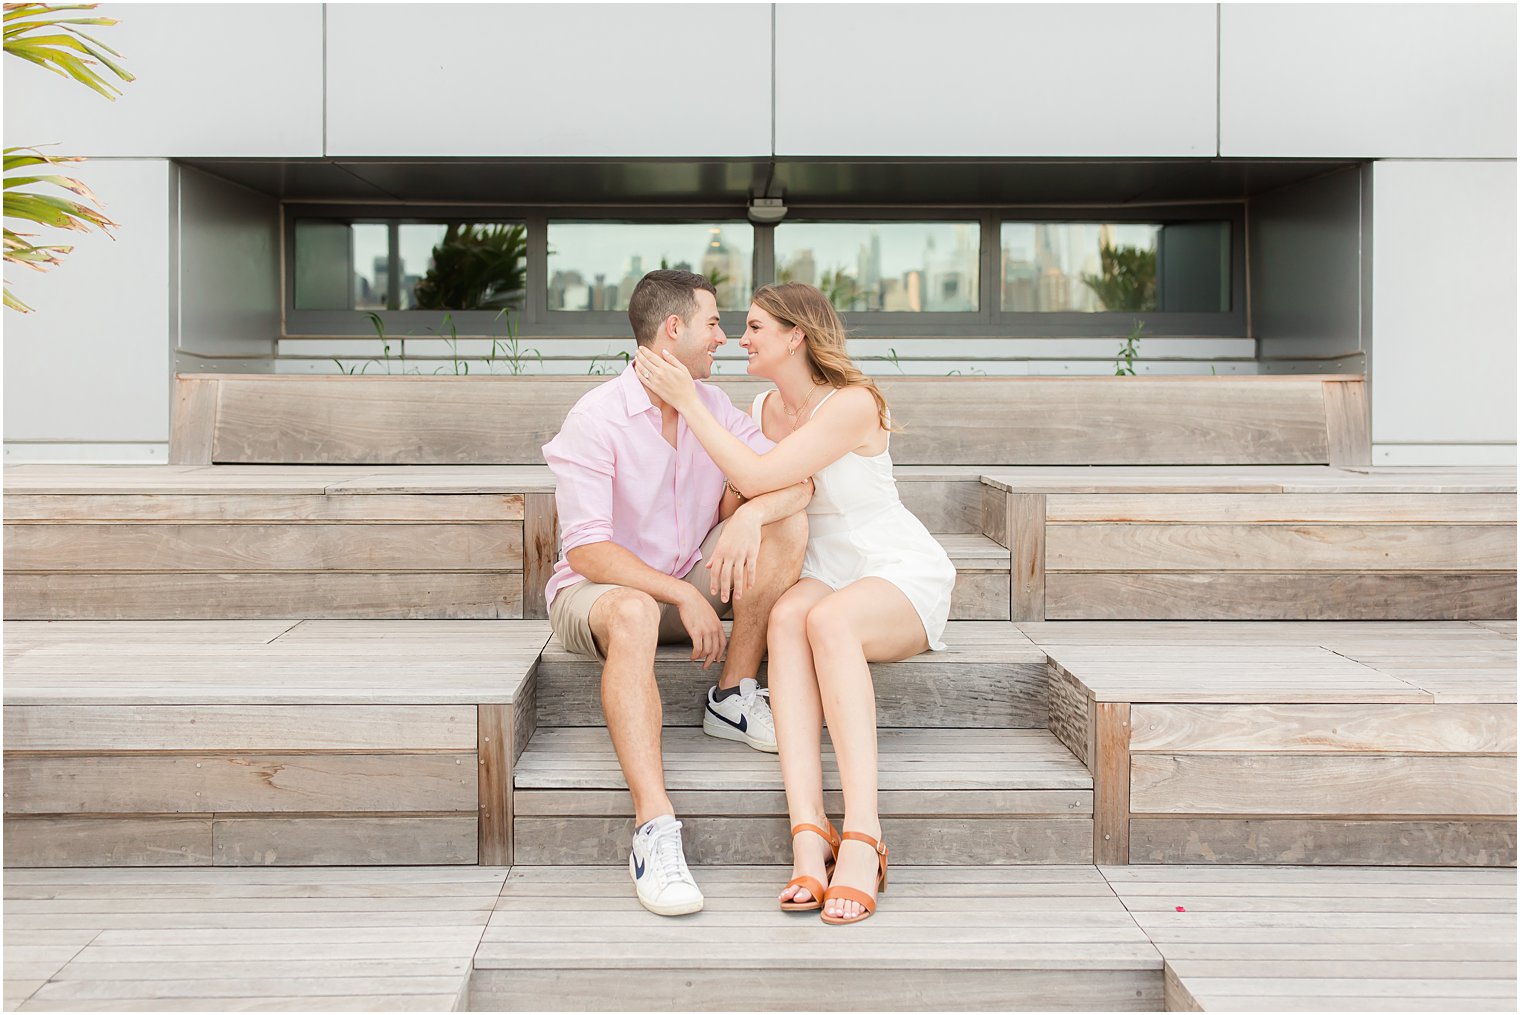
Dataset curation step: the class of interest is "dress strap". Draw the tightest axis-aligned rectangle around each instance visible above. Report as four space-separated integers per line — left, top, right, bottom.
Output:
807 386 842 422
750 388 771 424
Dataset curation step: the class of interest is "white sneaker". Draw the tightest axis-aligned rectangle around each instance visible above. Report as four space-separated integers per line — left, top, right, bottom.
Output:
629 815 704 917
702 676 777 753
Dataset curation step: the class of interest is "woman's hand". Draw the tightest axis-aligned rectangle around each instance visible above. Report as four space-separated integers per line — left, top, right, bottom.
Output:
635 346 698 412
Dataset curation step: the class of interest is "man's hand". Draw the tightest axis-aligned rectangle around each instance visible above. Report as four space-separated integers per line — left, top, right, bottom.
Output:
706 508 762 604
676 586 726 669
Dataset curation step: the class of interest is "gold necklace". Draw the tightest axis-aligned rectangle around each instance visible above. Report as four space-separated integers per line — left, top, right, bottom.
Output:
781 382 822 432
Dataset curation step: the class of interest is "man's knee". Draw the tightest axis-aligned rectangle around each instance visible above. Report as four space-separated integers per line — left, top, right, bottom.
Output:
593 589 661 654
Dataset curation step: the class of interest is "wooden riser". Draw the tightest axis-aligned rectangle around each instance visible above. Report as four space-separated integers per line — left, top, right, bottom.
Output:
469 865 1163 1012
1031 624 1519 868
533 621 1049 729
512 727 1092 866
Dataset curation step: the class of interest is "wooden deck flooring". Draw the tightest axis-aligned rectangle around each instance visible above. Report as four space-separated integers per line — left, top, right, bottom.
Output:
5 864 1512 1011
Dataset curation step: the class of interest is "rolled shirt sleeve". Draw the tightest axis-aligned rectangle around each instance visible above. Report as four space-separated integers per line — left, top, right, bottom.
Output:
543 412 616 556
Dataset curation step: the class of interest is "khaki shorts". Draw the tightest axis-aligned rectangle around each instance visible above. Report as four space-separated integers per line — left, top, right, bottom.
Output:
548 519 731 660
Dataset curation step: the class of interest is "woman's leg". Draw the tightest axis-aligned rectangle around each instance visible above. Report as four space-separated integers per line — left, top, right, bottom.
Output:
804 577 930 921
766 578 835 905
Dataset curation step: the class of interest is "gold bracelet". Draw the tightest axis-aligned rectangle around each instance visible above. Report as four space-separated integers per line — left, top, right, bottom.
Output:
725 479 748 502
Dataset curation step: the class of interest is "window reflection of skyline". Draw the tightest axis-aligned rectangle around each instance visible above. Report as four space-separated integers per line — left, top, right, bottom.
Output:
776 222 980 312
547 223 752 311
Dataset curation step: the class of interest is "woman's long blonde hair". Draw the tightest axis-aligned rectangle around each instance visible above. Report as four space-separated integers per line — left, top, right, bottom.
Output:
751 282 896 432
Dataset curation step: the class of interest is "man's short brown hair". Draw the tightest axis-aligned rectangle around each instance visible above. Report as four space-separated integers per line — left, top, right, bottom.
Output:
627 270 717 347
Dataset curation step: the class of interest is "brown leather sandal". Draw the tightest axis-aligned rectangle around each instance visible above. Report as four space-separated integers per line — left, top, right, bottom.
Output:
819 830 888 925
779 819 842 912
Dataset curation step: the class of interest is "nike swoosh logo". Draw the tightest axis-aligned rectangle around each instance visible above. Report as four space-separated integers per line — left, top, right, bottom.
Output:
707 705 747 733
634 856 645 879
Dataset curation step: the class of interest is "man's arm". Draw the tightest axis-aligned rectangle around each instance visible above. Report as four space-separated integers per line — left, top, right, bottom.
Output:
546 412 726 666
566 542 726 670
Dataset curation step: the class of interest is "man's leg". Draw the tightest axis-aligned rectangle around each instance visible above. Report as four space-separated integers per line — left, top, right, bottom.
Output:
721 510 808 686
588 587 672 825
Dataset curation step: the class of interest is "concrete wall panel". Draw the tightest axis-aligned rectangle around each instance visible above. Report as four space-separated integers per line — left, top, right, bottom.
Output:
1 3 323 157
1221 4 1517 158
776 3 1217 156
1252 167 1365 364
1369 160 1516 448
177 168 279 364
4 160 173 443
325 4 772 157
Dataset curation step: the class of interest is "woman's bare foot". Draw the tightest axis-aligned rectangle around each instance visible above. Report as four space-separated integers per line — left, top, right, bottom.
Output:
778 821 835 906
822 821 883 922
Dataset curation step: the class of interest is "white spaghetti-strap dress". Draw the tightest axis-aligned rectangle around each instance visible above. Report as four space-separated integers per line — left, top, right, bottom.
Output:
752 389 955 651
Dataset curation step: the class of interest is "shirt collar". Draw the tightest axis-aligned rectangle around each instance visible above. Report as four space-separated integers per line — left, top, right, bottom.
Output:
619 362 657 417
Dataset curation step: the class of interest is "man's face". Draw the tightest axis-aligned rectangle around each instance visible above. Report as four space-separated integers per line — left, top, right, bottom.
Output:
669 289 725 380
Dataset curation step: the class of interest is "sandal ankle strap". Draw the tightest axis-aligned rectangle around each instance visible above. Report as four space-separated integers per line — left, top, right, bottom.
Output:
840 830 888 857
792 821 841 851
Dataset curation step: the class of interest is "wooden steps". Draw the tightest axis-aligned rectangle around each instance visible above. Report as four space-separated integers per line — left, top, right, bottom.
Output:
468 865 1162 1011
1107 865 1517 1012
3 621 549 868
511 729 1093 866
3 865 502 1011
1027 621 1518 867
7 864 1513 1012
532 620 1049 728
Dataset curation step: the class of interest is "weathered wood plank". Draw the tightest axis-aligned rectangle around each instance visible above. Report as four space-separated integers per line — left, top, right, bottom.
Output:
1046 523 1515 571
468 968 1160 1011
532 640 1049 729
897 477 983 534
2 493 523 522
5 522 524 571
198 374 1342 467
1045 571 1517 621
1129 818 1517 866
212 816 478 866
949 570 1010 621
1093 702 1131 865
4 754 478 814
522 492 556 621
168 376 219 466
1045 493 1516 523
4 817 214 867
1010 493 1046 622
1324 379 1373 469
980 483 1009 547
1130 703 1517 754
511 816 1093 865
1046 661 1094 771
5 572 524 620
478 704 512 867
1129 754 1517 816
512 788 1092 817
2 705 477 752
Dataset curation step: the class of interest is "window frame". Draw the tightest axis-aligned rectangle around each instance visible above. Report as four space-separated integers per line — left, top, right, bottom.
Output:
281 201 1247 340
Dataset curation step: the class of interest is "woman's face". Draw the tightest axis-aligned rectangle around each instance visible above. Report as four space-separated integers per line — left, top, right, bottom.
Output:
740 303 799 379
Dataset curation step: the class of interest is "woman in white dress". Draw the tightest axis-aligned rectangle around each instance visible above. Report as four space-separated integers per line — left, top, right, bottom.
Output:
635 282 955 925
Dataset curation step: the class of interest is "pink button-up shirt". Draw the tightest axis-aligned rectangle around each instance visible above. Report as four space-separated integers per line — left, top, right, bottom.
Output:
542 365 774 607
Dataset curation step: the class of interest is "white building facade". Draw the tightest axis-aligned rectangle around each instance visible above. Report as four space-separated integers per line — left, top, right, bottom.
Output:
4 2 1515 465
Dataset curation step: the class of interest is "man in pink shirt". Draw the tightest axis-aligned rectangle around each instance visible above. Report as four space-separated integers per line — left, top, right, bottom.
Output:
543 270 810 916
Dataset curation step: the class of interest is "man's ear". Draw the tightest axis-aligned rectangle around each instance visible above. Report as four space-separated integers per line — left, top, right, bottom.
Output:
664 314 682 342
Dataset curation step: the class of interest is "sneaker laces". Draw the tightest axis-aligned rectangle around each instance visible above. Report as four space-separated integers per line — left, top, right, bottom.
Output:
737 684 774 736
648 821 693 883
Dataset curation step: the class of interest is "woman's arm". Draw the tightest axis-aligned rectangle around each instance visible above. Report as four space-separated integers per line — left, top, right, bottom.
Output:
636 346 877 497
